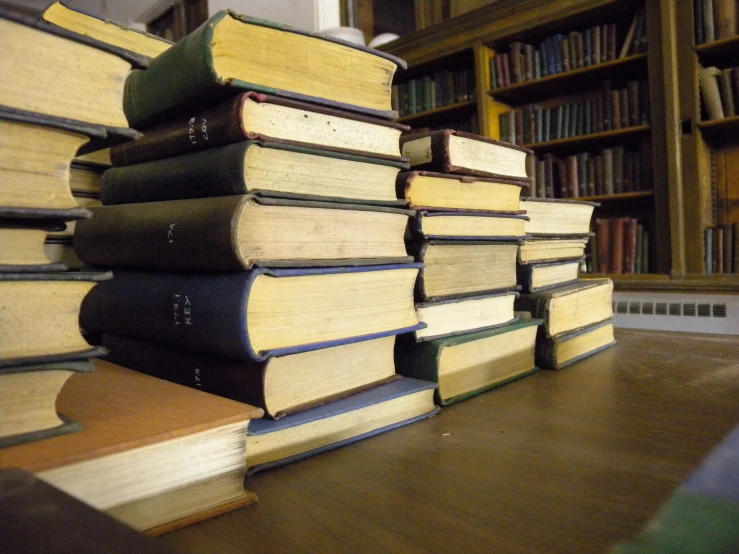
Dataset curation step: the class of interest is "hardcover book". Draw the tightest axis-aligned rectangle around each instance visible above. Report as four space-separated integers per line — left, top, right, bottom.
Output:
395 319 541 405
100 140 408 206
516 258 582 293
521 197 598 236
0 219 70 272
79 265 423 362
111 92 409 167
246 377 438 475
517 237 590 264
122 11 406 127
0 361 262 534
400 129 531 180
101 333 399 420
412 212 528 240
74 195 413 270
535 318 616 370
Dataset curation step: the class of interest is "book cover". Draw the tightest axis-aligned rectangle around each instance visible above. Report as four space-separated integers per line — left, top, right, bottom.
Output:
412 211 529 240
700 66 725 120
535 318 616 370
611 217 626 274
624 218 638 274
719 69 736 117
516 258 583 293
714 0 738 40
596 218 611 273
0 219 68 273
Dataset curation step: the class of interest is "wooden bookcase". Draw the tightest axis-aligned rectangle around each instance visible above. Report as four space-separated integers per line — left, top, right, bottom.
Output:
383 0 739 291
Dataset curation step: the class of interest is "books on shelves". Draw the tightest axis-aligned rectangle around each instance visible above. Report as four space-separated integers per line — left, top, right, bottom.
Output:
588 217 651 274
408 112 480 135
699 66 739 121
396 319 541 405
517 258 582 292
695 0 739 44
521 198 597 236
536 318 616 370
246 377 438 474
704 223 738 274
392 68 476 116
0 361 263 533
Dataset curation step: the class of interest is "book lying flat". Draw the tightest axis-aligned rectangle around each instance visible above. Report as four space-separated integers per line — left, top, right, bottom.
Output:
400 130 531 180
0 360 263 534
246 377 438 475
413 241 519 301
415 291 518 341
0 469 180 554
397 171 527 213
517 237 590 264
101 140 408 206
75 195 412 270
44 237 83 270
111 92 410 167
0 220 69 272
101 333 399 420
69 163 103 194
122 11 406 127
80 265 423 362
516 258 583 293
395 319 541 406
413 212 528 240
0 271 110 367
521 198 598 236
0 359 92 448
535 318 616 370
515 279 614 339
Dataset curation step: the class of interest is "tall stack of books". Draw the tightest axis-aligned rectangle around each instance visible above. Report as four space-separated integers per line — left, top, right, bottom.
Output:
393 130 543 405
515 198 616 370
71 11 439 476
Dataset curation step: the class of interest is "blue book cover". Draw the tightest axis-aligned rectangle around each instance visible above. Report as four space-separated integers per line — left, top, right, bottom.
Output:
80 264 424 362
247 377 439 474
413 212 529 241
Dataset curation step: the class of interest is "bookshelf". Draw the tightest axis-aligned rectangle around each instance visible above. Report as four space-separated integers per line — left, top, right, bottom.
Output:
396 99 477 124
522 124 650 150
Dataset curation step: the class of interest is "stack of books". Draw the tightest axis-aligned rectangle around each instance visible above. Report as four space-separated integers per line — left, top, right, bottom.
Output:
393 130 543 405
515 198 616 370
72 10 439 476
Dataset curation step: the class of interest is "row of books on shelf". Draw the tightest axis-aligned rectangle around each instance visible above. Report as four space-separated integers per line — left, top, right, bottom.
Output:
489 9 646 90
411 113 480 135
699 65 739 121
391 68 476 117
528 146 652 199
586 217 651 275
695 0 739 44
704 224 739 273
498 80 649 146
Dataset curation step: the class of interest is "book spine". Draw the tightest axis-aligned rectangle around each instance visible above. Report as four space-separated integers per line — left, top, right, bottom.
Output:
635 224 643 273
576 32 585 69
603 148 614 194
567 155 579 198
603 81 613 130
720 223 734 273
584 28 592 66
525 44 535 81
628 81 640 127
719 69 736 117
705 228 713 274
714 0 738 40
705 0 716 43
613 147 624 193
511 42 523 84
587 157 596 196
607 23 617 61
577 153 588 196
620 88 630 128
544 154 555 198
642 230 650 273
716 226 724 273
699 67 725 120
611 90 621 130
593 25 602 65
596 218 610 273
611 217 625 274
624 218 638 274
560 37 570 72
696 0 705 45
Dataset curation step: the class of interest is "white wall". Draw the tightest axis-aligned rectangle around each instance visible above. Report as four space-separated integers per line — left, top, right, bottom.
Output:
208 0 339 31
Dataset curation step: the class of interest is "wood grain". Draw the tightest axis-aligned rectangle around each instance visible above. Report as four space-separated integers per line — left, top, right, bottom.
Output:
162 329 739 554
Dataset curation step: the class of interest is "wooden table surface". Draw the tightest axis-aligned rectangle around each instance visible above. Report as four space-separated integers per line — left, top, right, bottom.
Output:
162 329 739 554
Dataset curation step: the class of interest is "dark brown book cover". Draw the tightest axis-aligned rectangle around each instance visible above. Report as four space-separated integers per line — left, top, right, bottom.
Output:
716 226 725 273
595 93 604 132
587 157 596 196
611 217 625 274
494 54 504 89
600 24 608 63
607 23 617 60
568 31 578 70
110 92 409 167
620 87 630 127
515 108 524 145
720 223 734 273
613 147 625 193
560 37 570 72
594 154 604 196
593 25 602 65
544 153 555 198
566 155 579 198
624 151 634 192
624 218 638 274
525 44 535 81
502 52 511 87
596 218 610 273
611 90 622 130
732 67 739 115
628 81 640 127
603 81 613 131
576 32 585 69
714 0 738 40
557 158 569 198
511 42 523 84
719 69 736 117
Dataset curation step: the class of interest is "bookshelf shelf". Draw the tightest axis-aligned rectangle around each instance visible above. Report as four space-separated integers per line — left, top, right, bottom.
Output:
577 191 653 202
696 115 739 137
523 124 650 150
694 35 739 63
396 100 477 124
487 54 648 104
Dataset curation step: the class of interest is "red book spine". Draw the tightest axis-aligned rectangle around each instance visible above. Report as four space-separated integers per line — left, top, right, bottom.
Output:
596 219 610 274
567 155 579 198
611 217 625 275
624 218 638 274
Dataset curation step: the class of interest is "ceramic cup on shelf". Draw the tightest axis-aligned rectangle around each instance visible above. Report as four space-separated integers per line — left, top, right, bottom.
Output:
321 26 365 46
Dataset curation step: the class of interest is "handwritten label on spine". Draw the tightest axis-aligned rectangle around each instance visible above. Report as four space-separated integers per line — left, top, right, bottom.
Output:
173 294 193 326
402 136 432 166
188 117 209 144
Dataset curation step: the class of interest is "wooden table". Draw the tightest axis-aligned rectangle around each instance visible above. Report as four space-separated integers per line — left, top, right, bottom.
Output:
162 329 739 554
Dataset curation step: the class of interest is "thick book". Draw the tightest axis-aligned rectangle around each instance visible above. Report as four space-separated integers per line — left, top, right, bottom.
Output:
0 359 92 448
521 197 598 236
413 241 519 301
400 129 531 181
0 469 180 554
246 377 438 475
395 319 541 406
0 361 262 534
0 219 70 272
415 291 518 341
516 258 582 293
74 195 412 270
714 0 738 40
397 171 527 213
111 91 409 167
517 237 590 264
101 333 398 420
122 11 406 127
596 218 611 273
700 66 725 120
79 265 423 362
0 271 110 367
413 212 528 240
100 139 408 206
535 318 616 370
611 217 626 274
515 279 614 339
41 1 172 62
719 69 736 117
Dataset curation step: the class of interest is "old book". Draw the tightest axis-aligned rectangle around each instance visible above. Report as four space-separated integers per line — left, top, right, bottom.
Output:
396 319 540 405
0 359 92 447
596 218 611 273
620 12 639 58
0 220 70 272
47 193 100 239
714 0 738 40
41 2 172 59
101 140 407 206
515 279 614 338
592 25 602 66
627 81 640 126
400 130 531 180
607 23 617 60
75 196 411 270
613 147 625 193
705 228 713 274
398 171 526 212
111 92 409 167
635 224 643 273
716 226 724 273
536 319 616 370
74 147 111 168
611 90 622 130
413 241 519 301
44 237 82 270
517 258 582 293
603 148 615 194
587 157 596 196
719 69 736 117
696 0 705 44
611 217 626 274
521 198 597 236
413 212 528 240
69 164 102 195
576 32 585 69
0 469 181 554
0 361 262 533
510 42 524 83
517 237 589 264
566 155 579 198
700 66 725 120
101 334 397 420
720 223 734 273
123 11 405 127
415 291 518 341
0 272 110 367
595 154 605 195
246 377 438 474
620 88 630 128
80 265 421 362
544 153 555 197
624 218 638 274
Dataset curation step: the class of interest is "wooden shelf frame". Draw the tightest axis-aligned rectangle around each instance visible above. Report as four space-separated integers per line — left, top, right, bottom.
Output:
694 35 739 62
522 125 650 150
696 115 739 137
396 100 477 124
577 191 653 202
